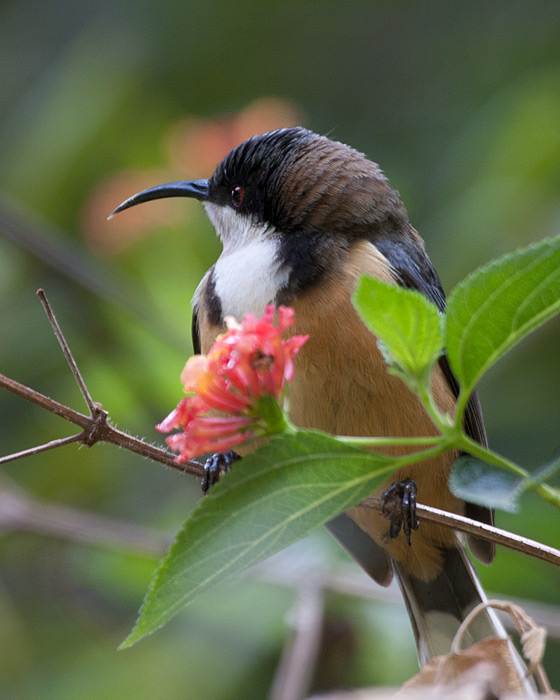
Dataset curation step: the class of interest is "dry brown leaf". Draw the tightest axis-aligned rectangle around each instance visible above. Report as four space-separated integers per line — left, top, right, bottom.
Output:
400 637 527 696
306 601 556 700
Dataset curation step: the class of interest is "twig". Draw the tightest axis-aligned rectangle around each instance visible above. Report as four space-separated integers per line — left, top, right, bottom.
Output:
0 371 204 478
36 288 96 415
0 483 171 555
269 580 324 700
3 361 559 566
0 196 186 351
1 290 559 569
2 473 559 641
0 433 84 465
2 360 560 565
0 287 205 478
358 496 560 567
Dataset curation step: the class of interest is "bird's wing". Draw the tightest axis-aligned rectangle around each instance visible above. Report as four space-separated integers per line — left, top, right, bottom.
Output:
191 305 201 355
371 233 495 563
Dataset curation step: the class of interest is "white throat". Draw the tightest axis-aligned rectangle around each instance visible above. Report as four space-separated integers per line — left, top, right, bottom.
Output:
203 202 290 319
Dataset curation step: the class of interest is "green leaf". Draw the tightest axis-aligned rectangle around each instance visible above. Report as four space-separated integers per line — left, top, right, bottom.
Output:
449 456 524 512
445 236 560 406
121 431 393 648
352 275 443 382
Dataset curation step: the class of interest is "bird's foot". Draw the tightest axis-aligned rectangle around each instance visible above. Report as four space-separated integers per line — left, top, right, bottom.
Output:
381 478 419 546
201 450 241 494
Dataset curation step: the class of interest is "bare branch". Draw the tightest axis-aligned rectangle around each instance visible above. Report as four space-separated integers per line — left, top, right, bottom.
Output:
3 356 559 567
0 482 170 555
1 371 94 426
2 357 559 565
2 474 559 641
269 580 324 700
0 196 186 351
358 496 560 567
0 371 204 479
1 290 558 571
37 288 96 415
0 433 84 465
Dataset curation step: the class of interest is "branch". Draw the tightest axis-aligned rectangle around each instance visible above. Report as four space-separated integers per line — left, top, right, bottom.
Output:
269 580 324 700
1 290 559 570
2 474 559 640
357 496 560 567
0 370 204 478
0 478 170 555
0 433 84 466
0 289 204 479
37 288 96 415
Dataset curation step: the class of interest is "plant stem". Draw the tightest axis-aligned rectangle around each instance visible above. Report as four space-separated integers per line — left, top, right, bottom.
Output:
258 394 297 436
453 389 471 432
531 482 560 507
458 434 560 508
336 435 442 447
458 434 529 477
378 441 450 472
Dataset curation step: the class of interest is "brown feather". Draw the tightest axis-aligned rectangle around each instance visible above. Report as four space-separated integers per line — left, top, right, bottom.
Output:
289 240 464 581
198 239 467 581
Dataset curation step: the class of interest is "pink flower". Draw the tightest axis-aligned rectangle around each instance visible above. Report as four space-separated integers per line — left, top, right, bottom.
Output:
157 305 308 462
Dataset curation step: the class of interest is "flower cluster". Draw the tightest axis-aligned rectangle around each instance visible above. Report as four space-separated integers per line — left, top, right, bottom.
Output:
157 305 308 462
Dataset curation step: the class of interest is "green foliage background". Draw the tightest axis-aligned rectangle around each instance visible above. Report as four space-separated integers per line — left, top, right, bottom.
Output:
1 1 559 697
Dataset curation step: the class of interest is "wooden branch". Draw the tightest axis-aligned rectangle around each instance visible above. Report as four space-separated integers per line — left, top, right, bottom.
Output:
0 370 204 478
1 289 559 571
0 479 170 555
0 289 204 479
37 288 97 415
357 496 560 567
0 433 84 466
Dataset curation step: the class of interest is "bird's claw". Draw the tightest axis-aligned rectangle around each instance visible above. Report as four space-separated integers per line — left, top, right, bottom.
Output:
201 450 241 494
381 478 419 546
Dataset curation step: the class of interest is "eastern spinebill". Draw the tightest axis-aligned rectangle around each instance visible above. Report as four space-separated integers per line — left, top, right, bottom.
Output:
111 127 508 664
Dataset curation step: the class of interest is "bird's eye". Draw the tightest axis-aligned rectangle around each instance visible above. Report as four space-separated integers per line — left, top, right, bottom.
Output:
231 186 244 208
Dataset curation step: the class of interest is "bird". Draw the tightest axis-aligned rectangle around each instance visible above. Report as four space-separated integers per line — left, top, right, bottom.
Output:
111 126 511 665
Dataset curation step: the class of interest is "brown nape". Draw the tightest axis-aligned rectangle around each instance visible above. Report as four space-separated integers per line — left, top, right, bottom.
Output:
279 135 409 235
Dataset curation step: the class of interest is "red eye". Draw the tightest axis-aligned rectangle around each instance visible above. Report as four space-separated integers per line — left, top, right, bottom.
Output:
231 186 244 208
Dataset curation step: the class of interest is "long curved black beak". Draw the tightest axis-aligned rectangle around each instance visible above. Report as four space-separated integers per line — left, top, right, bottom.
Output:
108 179 209 219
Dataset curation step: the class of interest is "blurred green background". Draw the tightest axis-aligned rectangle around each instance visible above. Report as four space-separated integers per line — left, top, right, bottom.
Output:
1 1 559 698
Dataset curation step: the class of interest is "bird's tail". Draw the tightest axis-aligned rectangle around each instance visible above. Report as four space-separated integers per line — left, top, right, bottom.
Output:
327 514 531 680
392 545 505 665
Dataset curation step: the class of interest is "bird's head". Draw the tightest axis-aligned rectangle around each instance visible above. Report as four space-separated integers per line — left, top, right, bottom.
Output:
110 127 408 250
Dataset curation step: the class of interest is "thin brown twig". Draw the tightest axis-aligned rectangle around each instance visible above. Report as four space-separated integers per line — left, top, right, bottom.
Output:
2 363 559 566
0 371 204 479
3 287 206 477
0 433 84 465
0 481 171 555
1 290 558 570
2 479 560 643
37 288 96 415
358 496 560 567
